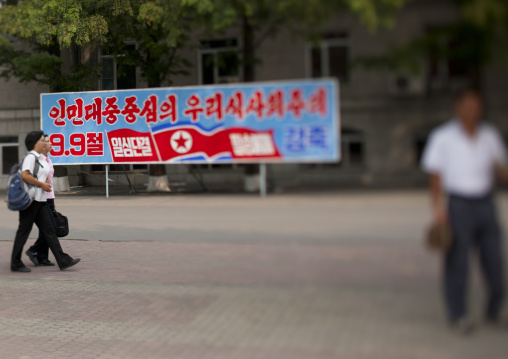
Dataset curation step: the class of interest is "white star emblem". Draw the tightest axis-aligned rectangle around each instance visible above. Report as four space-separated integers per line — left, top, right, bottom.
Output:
170 130 193 154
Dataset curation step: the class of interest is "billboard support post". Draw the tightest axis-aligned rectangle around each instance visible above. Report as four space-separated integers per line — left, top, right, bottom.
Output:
106 164 109 198
260 163 267 197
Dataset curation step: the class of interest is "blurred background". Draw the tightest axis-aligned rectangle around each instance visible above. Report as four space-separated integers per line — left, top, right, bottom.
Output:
1 0 508 193
2 2 508 359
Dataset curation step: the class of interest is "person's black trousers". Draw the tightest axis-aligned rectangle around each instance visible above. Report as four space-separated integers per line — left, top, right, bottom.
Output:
29 198 55 260
445 194 505 321
11 201 72 269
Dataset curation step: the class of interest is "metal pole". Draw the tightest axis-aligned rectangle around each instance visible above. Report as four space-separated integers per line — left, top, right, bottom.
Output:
106 164 109 199
259 163 267 198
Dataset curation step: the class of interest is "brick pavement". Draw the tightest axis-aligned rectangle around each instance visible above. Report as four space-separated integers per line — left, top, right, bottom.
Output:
0 192 507 358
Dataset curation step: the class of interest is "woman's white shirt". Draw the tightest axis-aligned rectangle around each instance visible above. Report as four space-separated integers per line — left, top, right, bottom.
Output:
22 150 50 202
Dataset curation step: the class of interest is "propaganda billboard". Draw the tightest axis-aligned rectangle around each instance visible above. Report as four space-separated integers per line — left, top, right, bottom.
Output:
41 79 340 164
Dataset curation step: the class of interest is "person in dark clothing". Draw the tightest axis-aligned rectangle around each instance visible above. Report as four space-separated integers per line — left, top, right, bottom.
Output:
11 130 80 272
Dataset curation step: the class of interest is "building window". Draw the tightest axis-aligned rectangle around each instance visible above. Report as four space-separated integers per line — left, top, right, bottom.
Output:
425 26 475 91
199 39 239 85
414 128 434 165
340 129 364 167
309 33 349 83
415 138 427 165
0 137 18 175
427 48 469 88
101 44 137 90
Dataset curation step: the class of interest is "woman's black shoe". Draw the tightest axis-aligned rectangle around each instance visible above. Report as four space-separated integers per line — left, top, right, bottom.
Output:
59 258 81 271
39 258 55 266
25 250 39 266
11 266 31 273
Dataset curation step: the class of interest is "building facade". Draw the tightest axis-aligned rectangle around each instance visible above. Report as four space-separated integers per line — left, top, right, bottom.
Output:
2 0 508 191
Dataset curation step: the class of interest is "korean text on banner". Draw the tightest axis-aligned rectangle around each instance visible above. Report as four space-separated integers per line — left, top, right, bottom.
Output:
41 79 340 165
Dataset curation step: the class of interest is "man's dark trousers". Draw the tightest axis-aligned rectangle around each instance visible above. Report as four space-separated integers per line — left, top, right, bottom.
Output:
29 198 55 261
445 194 505 321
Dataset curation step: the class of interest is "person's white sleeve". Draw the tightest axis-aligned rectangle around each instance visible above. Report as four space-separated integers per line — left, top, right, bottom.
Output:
490 128 508 165
421 131 444 174
21 154 36 175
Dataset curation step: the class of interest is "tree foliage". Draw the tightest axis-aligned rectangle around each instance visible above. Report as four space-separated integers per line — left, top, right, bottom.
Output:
0 0 198 91
457 0 508 63
0 0 409 91
182 0 407 82
105 0 195 88
356 0 508 89
187 0 407 33
0 0 131 92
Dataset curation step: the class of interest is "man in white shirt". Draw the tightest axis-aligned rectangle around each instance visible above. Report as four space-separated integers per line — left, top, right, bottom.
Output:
422 89 507 334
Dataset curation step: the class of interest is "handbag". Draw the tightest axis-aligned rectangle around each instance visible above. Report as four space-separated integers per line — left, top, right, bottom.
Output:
426 222 453 253
54 211 69 237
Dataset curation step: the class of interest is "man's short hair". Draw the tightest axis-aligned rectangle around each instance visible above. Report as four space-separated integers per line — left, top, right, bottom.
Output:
24 130 44 151
454 88 483 104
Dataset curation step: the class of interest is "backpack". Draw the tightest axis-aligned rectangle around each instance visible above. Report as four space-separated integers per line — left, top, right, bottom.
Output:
6 153 41 211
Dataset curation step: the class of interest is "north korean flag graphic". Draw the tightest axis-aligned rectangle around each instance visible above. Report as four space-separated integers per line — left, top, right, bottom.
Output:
106 128 160 162
151 123 282 162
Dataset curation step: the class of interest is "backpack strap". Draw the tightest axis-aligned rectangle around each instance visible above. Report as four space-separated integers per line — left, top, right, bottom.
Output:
26 153 43 180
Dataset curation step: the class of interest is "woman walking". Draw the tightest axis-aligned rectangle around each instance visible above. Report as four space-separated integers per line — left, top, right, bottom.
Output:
11 130 80 272
25 133 58 266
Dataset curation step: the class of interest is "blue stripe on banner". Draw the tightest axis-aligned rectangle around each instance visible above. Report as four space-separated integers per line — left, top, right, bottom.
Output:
151 121 224 134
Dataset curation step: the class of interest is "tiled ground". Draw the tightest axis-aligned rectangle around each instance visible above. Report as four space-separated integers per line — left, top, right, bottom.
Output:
0 191 507 358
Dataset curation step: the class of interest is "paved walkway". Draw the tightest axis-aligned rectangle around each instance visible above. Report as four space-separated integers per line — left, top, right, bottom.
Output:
0 190 507 359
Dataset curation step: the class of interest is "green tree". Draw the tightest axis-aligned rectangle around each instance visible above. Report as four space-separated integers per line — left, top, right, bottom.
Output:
0 0 130 92
105 0 194 89
0 0 132 189
456 0 508 70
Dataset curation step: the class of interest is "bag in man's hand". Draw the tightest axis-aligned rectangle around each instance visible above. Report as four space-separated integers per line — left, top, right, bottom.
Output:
54 211 69 237
426 222 453 253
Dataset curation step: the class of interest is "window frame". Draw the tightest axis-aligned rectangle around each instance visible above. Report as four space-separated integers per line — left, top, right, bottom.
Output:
340 131 365 167
198 39 240 85
306 36 351 83
99 42 137 91
100 55 117 90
